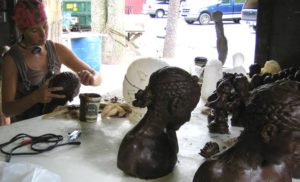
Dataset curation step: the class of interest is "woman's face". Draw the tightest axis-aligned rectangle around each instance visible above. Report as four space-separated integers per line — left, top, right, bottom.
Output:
22 21 48 46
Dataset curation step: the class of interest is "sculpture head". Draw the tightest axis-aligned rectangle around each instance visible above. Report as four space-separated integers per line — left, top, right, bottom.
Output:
241 80 300 177
133 67 200 130
43 72 81 113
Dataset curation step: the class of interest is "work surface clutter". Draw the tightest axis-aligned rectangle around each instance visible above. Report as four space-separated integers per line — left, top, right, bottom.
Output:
1 60 300 182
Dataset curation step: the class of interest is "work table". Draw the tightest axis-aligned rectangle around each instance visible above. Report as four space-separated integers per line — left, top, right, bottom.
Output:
0 106 299 182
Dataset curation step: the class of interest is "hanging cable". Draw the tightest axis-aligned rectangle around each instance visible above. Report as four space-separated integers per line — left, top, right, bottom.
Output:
0 131 81 162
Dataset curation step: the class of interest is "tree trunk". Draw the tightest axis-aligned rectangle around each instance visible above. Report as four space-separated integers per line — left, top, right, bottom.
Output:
44 0 62 42
162 0 181 58
91 0 107 32
91 0 125 64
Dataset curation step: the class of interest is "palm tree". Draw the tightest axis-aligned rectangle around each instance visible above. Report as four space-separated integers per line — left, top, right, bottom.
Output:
91 0 125 64
162 0 181 58
44 0 62 42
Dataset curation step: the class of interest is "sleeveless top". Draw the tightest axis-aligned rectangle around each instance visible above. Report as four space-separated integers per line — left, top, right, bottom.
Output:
7 40 61 122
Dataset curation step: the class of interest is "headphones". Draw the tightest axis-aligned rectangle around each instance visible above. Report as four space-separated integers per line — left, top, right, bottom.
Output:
17 35 42 54
31 45 42 54
18 42 42 54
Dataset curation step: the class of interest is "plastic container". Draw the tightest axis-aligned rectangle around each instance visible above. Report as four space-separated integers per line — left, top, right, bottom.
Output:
71 35 102 71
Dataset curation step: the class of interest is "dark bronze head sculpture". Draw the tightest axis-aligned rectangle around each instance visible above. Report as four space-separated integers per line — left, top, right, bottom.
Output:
43 72 81 114
206 79 232 134
194 80 300 182
117 66 200 179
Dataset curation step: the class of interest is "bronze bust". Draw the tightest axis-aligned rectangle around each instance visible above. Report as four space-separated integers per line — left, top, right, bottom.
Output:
117 66 200 179
194 80 300 182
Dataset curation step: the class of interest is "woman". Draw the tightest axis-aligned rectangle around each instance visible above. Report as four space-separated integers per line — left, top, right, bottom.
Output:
1 0 102 122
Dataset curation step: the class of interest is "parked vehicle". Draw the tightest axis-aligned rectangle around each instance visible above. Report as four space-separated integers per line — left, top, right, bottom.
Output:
142 0 185 18
241 0 257 31
182 0 245 25
142 0 170 18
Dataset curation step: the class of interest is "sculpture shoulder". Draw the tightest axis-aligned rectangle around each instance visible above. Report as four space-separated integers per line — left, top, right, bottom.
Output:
193 157 250 182
193 159 224 182
193 158 291 182
117 131 178 179
119 130 177 156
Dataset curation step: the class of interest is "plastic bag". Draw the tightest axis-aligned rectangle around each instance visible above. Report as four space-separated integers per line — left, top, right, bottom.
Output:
0 161 61 182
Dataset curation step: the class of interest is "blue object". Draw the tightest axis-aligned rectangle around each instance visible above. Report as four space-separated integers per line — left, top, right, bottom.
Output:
182 0 244 25
71 36 102 71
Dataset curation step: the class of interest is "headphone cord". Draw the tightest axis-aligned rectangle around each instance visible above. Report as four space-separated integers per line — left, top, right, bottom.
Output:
0 133 81 162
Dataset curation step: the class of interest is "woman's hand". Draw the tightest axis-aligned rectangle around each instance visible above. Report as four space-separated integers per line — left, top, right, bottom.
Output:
78 70 95 85
0 113 10 126
34 81 66 103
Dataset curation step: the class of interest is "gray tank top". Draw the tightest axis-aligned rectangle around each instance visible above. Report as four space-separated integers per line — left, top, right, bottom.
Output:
7 40 62 122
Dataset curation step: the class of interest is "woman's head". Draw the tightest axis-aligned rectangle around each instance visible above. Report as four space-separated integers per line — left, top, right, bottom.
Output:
14 0 48 45
14 0 47 31
133 67 200 130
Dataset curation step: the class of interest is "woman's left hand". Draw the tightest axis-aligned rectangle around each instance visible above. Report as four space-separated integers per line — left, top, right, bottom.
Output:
0 112 10 126
78 70 95 85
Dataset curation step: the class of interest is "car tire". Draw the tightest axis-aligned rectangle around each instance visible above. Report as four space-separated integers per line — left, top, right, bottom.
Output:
155 10 165 18
233 19 240 23
149 14 156 18
199 13 211 25
252 26 256 31
185 20 195 24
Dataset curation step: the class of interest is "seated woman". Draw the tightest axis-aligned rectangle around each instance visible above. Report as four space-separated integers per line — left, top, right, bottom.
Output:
193 80 300 182
117 66 200 179
2 0 102 122
0 46 11 125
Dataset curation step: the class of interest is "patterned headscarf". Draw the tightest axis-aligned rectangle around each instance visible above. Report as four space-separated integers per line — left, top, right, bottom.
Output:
13 0 47 31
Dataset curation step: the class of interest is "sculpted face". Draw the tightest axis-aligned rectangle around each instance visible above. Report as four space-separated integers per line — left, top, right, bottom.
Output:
290 131 300 178
168 105 193 130
272 130 300 178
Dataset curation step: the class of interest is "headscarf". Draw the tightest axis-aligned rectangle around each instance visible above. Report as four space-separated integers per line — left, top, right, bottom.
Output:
13 0 47 31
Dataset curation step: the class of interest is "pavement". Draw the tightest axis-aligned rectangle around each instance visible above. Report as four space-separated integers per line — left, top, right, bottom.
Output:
67 14 256 105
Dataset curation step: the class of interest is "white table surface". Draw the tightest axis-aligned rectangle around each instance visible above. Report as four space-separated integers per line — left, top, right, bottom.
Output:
0 106 299 182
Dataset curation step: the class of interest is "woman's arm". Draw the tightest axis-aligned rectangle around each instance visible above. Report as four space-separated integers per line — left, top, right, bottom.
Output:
54 42 102 86
1 56 64 117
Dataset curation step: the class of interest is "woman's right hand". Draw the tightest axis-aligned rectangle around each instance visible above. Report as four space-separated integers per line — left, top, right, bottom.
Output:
34 81 66 103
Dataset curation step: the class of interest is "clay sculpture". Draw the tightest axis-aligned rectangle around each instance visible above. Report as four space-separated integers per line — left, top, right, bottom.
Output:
117 66 200 179
43 72 80 114
193 80 300 182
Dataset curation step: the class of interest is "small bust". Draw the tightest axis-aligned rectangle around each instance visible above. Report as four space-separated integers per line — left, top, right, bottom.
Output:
206 79 233 134
42 72 81 113
248 63 261 78
117 66 200 179
193 80 300 182
200 142 220 158
230 75 250 127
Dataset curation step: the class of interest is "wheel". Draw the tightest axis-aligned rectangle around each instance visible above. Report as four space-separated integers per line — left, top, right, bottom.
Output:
185 20 195 24
149 14 156 18
233 19 240 23
252 26 256 31
155 10 165 18
199 13 211 25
